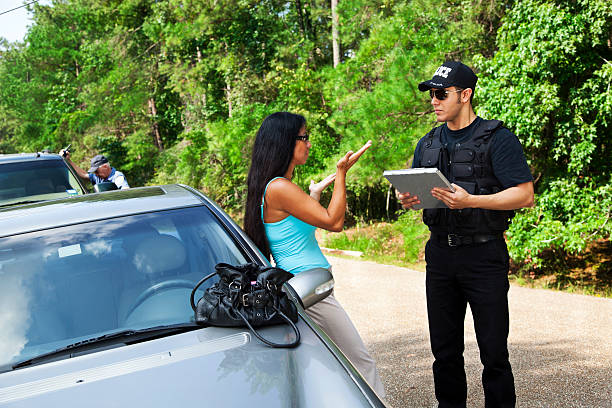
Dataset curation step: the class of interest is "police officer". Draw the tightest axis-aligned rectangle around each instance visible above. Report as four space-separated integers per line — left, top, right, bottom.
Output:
398 61 534 408
61 151 130 190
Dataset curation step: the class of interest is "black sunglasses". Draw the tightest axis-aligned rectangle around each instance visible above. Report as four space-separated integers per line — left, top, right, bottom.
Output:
296 132 309 142
429 88 463 101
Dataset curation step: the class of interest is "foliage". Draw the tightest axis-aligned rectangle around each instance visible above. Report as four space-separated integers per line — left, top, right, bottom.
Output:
321 210 429 264
506 180 612 268
0 0 610 283
474 0 612 271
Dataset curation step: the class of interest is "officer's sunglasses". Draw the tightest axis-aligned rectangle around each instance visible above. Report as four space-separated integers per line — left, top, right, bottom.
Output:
296 133 309 142
429 88 463 101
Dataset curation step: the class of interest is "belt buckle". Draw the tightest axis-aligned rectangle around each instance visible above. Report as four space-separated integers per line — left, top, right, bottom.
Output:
447 234 460 247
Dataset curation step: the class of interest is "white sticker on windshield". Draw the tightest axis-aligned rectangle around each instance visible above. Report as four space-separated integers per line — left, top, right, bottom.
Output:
58 244 82 258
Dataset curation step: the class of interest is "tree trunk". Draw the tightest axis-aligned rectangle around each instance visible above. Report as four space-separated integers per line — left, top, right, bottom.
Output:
196 45 203 63
225 80 233 118
295 0 305 36
148 97 164 151
222 42 233 118
331 0 340 67
306 1 316 42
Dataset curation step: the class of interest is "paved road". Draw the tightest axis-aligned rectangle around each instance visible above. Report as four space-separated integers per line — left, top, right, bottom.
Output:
327 255 612 408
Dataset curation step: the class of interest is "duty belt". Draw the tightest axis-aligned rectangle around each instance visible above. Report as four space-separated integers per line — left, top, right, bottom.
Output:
432 233 504 247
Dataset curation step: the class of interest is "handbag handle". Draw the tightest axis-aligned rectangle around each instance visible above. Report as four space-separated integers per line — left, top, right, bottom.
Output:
235 304 301 348
191 264 300 348
190 271 216 311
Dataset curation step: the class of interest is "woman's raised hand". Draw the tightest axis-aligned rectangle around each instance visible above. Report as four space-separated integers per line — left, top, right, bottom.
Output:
336 140 372 173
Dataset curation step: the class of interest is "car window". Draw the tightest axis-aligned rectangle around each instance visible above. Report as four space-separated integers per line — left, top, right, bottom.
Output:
0 206 248 367
0 159 86 206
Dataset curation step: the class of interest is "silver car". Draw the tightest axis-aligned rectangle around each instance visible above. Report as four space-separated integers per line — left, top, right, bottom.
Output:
0 184 385 407
0 153 87 207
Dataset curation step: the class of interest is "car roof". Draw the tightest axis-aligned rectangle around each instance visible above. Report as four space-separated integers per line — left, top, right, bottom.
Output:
0 153 65 163
0 184 206 238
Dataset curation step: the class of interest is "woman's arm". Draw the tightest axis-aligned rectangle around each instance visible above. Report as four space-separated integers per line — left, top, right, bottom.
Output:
265 141 372 232
309 174 336 201
265 158 348 232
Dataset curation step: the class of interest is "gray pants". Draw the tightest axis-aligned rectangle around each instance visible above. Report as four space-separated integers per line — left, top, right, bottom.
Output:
305 293 386 398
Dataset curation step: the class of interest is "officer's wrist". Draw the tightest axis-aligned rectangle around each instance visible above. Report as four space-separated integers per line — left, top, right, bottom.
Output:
465 194 477 208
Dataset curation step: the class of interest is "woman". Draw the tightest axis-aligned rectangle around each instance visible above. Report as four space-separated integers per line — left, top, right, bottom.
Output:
244 112 384 397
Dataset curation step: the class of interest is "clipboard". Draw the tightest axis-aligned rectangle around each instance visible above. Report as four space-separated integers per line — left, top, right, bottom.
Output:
383 168 455 209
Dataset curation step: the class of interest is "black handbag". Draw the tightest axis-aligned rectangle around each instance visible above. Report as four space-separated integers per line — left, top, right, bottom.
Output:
190 262 300 348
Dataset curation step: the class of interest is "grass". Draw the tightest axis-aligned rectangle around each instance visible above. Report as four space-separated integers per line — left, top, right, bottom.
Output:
320 217 611 298
509 275 612 297
319 211 428 271
508 239 612 298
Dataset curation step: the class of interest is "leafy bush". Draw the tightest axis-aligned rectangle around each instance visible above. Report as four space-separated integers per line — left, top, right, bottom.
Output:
507 179 612 269
475 0 612 272
322 210 428 264
1 0 610 290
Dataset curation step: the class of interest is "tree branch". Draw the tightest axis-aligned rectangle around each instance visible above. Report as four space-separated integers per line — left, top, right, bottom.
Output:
384 109 433 118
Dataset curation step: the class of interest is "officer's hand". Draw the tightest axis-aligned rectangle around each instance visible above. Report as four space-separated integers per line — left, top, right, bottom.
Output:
431 183 471 209
397 190 420 210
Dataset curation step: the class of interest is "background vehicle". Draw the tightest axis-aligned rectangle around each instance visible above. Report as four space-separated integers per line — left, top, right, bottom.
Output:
0 153 87 207
0 184 385 407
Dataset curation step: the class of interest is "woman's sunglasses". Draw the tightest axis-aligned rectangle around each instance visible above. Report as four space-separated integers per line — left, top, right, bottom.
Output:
429 88 463 101
296 133 310 142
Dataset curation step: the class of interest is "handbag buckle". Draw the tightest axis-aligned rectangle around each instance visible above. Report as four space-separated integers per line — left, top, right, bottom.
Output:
242 293 249 306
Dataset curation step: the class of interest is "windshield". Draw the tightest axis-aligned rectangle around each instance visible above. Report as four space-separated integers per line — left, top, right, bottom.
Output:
0 159 86 206
0 206 248 367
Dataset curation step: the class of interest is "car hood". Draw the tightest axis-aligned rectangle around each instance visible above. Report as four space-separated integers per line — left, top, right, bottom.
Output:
0 321 379 407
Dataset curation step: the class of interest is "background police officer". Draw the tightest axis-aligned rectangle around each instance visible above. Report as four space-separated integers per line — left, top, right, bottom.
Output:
399 61 534 408
61 150 130 190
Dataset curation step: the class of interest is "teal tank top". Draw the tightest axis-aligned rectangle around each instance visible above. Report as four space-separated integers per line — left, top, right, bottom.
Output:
261 177 331 274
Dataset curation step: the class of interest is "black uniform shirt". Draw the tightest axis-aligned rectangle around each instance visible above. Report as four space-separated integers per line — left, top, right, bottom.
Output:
412 117 533 189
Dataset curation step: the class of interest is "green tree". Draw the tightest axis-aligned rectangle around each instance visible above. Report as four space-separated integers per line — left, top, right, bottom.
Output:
1 0 609 281
474 0 612 269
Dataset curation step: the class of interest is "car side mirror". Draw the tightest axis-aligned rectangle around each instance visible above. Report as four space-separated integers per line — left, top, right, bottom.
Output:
286 267 334 309
94 182 118 192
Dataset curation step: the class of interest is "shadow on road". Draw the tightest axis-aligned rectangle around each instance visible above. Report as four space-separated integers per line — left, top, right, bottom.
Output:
368 335 612 408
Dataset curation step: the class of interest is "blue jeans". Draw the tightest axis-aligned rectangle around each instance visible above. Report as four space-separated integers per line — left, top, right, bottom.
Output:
425 237 516 408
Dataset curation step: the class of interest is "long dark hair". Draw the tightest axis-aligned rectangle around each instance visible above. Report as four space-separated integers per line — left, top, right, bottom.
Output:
244 112 306 259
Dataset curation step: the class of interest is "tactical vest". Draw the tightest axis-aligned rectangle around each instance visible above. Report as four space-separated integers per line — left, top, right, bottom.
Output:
420 119 514 235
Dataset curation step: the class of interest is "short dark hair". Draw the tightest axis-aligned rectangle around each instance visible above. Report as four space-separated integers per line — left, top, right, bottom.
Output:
455 87 474 104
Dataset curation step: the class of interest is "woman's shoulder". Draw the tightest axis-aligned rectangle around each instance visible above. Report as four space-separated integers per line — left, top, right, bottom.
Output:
266 177 297 194
265 176 289 189
265 177 305 202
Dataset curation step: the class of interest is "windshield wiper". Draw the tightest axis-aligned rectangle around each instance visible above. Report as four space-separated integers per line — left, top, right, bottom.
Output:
0 200 40 208
8 322 200 371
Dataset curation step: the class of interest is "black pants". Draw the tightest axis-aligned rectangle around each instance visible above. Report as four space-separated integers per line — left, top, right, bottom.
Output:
425 237 516 408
